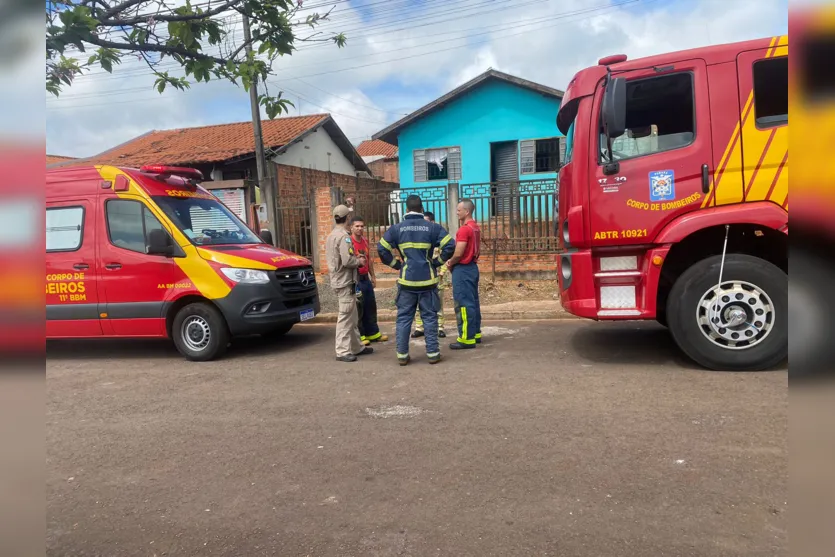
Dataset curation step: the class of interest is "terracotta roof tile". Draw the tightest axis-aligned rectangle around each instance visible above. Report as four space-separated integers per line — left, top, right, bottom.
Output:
356 139 398 158
67 114 330 168
46 154 75 166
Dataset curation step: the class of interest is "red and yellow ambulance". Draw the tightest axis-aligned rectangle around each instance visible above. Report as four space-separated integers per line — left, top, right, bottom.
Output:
46 164 319 360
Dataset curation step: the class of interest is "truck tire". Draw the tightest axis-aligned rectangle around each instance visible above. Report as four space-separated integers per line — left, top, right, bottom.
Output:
172 302 230 362
667 254 787 371
789 248 834 379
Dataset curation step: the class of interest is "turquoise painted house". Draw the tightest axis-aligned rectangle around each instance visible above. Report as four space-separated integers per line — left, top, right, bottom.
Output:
373 70 564 223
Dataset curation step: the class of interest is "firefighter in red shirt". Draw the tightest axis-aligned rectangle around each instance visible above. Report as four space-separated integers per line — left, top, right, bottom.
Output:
446 199 482 349
350 215 388 345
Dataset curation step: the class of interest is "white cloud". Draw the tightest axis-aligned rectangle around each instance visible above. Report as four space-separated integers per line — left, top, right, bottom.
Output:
46 0 786 156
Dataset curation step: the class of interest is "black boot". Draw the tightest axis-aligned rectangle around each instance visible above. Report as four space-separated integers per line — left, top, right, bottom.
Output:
449 342 476 350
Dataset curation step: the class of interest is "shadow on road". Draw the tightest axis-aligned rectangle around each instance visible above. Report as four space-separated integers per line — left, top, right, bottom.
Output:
46 328 326 361
570 322 786 372
569 322 704 370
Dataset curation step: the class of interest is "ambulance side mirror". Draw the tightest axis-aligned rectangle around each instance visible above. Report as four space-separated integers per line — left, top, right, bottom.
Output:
602 76 627 140
147 228 175 257
259 229 274 245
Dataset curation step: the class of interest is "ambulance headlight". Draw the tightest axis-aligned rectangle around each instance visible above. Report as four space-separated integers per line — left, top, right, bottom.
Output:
221 268 271 284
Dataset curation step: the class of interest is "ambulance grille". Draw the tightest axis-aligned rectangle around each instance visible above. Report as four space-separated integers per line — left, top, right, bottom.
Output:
275 266 317 296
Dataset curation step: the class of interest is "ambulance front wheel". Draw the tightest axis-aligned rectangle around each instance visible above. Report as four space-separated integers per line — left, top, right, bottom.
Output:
172 302 230 362
667 254 787 371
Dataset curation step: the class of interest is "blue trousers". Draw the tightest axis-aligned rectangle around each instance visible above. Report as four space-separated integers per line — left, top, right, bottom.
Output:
452 262 482 345
395 286 441 359
357 276 381 340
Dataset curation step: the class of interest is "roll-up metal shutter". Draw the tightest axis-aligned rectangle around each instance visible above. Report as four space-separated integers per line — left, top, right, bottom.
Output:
191 188 245 232
492 141 517 216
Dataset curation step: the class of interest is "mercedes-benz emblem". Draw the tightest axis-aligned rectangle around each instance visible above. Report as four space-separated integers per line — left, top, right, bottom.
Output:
300 272 311 287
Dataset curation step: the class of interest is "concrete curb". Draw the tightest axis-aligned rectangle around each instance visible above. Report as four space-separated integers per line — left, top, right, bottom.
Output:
307 308 580 324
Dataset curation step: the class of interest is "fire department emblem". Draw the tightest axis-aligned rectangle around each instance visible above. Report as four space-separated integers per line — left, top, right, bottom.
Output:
649 170 675 202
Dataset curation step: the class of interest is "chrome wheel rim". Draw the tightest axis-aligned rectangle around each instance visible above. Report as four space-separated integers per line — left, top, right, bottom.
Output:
182 316 211 352
696 280 775 350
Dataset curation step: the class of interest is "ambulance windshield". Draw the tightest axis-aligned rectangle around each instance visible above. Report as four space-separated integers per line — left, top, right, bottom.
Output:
153 195 262 246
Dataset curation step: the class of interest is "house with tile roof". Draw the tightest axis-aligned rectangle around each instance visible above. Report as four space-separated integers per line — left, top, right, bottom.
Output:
48 114 370 179
47 114 371 230
372 69 564 226
356 139 399 183
374 69 564 190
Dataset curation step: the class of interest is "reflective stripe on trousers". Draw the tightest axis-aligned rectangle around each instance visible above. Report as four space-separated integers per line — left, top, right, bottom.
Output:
357 276 381 340
395 286 441 357
452 262 481 344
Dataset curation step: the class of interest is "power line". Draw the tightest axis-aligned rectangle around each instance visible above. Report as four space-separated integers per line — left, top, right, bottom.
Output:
68 0 512 81
50 0 631 99
274 82 390 125
46 0 652 110
289 77 409 116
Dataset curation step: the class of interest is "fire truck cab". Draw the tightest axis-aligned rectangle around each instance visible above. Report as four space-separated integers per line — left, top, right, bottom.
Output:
46 164 320 361
556 36 788 371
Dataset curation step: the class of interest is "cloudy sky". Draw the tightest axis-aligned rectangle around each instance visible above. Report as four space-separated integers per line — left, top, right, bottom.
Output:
45 0 788 157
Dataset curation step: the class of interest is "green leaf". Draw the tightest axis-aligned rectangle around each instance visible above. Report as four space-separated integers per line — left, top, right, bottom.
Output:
46 0 348 98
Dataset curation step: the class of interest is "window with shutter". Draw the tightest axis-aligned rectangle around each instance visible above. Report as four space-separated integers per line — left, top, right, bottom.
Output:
520 140 535 174
558 138 566 167
520 138 560 174
447 146 462 181
415 147 462 182
413 149 427 182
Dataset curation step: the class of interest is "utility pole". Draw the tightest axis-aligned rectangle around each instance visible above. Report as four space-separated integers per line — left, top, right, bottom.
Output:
242 11 279 245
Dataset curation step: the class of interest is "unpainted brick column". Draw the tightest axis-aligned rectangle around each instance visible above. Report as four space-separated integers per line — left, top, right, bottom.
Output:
314 182 334 274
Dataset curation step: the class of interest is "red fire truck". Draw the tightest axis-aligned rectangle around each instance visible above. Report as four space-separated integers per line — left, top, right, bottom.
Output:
555 35 788 371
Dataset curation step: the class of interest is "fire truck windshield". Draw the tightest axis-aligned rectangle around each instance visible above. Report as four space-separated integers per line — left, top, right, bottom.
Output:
152 195 262 246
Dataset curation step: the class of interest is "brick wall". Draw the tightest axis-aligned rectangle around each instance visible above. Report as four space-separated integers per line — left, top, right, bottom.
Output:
280 164 398 274
367 158 399 183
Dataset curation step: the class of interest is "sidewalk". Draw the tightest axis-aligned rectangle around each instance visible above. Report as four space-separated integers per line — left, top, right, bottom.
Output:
308 300 576 323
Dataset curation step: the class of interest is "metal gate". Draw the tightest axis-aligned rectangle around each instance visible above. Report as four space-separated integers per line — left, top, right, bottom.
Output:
275 171 313 259
460 178 559 253
332 183 397 254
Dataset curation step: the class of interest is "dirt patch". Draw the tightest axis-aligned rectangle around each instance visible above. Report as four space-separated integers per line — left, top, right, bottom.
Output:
319 279 559 314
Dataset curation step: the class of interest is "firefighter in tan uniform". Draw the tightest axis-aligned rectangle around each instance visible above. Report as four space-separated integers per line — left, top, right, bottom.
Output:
326 205 374 362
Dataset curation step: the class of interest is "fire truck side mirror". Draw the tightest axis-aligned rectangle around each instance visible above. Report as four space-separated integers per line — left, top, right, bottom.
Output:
602 77 627 140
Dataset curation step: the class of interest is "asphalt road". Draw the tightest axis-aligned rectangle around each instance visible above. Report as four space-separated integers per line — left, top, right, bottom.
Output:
47 321 787 557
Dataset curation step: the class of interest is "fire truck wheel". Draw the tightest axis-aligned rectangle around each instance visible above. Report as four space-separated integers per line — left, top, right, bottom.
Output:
172 302 230 362
667 254 787 371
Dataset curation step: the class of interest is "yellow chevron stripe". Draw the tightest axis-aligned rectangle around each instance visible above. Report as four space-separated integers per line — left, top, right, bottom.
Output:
742 35 788 207
705 93 753 208
707 35 788 212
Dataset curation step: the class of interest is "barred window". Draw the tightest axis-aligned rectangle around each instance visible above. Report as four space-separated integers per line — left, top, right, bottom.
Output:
520 138 561 174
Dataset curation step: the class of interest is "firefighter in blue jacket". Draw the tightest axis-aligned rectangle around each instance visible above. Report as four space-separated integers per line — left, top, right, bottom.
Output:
378 194 455 366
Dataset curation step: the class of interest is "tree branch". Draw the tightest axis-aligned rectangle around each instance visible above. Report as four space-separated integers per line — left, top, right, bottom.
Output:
100 0 146 20
84 34 227 65
101 0 240 26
